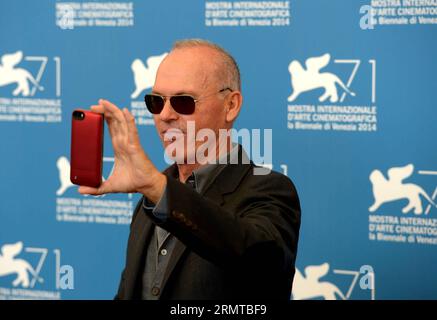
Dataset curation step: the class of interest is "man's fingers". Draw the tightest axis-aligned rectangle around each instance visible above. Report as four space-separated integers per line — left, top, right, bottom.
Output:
78 182 108 195
91 101 118 141
99 98 118 110
99 99 128 136
123 108 141 146
99 99 124 123
90 104 104 114
78 186 100 195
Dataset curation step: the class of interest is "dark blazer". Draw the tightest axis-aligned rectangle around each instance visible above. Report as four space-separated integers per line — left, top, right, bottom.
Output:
115 158 301 300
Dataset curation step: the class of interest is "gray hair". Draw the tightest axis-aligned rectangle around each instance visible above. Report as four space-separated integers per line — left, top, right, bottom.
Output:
172 39 241 91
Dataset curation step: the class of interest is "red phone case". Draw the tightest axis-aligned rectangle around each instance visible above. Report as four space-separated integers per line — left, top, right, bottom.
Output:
70 109 104 187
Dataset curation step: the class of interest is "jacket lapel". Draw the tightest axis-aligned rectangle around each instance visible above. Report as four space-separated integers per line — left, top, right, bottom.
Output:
160 151 252 295
125 210 153 299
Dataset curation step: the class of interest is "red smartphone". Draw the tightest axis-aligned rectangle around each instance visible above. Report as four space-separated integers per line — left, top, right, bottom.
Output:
70 109 104 187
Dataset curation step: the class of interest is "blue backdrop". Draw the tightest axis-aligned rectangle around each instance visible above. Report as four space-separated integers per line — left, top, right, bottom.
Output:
1 0 436 299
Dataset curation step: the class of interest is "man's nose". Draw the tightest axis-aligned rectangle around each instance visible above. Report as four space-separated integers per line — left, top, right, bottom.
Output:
159 98 178 121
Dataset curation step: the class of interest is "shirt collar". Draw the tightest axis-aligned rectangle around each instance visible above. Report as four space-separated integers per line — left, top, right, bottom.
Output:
191 143 248 193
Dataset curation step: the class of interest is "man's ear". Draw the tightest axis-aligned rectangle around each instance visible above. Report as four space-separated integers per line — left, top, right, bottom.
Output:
225 91 243 123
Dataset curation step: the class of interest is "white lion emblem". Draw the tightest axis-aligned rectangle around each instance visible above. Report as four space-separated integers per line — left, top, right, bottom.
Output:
369 164 437 215
292 263 346 300
0 242 43 288
287 53 355 103
56 156 74 196
0 51 44 96
130 53 167 99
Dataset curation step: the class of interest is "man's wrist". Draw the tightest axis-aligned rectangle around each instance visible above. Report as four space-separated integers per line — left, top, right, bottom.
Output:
138 172 167 205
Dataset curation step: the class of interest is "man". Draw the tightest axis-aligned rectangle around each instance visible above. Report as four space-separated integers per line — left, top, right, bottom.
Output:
79 39 301 300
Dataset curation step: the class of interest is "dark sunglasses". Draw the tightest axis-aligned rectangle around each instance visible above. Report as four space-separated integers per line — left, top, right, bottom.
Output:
144 88 232 115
